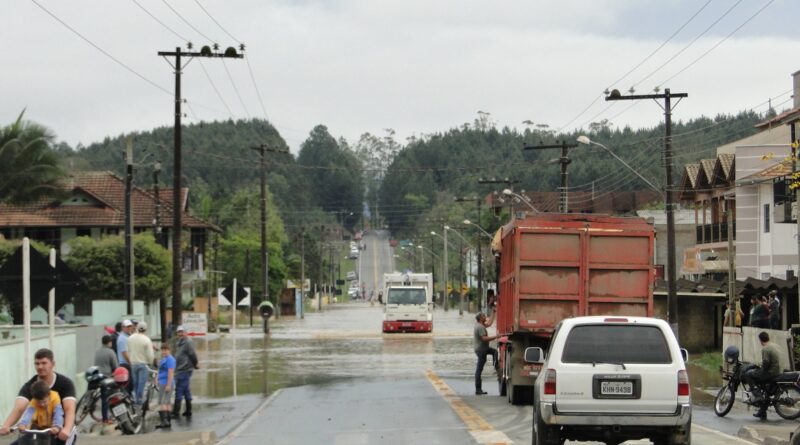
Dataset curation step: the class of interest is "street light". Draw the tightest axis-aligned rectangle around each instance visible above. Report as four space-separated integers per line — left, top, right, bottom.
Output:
576 135 663 197
463 219 492 240
502 189 540 213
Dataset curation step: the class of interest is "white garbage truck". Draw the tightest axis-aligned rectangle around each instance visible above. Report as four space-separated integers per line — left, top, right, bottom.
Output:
382 272 434 333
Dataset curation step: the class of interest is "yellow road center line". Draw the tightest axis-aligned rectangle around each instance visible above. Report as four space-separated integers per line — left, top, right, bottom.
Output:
425 369 513 444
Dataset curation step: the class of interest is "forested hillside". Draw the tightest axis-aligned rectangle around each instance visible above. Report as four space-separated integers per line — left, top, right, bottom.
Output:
379 111 765 237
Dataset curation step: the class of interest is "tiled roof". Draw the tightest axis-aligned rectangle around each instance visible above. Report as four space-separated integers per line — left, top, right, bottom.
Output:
699 159 715 185
718 153 734 180
737 161 792 185
755 107 800 129
685 164 700 188
0 171 218 231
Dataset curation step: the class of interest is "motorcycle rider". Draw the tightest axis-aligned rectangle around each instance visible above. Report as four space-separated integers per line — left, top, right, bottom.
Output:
743 331 782 419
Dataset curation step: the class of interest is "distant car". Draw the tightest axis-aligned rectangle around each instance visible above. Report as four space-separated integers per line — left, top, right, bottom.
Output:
349 248 359 259
346 271 358 281
347 286 359 298
528 316 691 445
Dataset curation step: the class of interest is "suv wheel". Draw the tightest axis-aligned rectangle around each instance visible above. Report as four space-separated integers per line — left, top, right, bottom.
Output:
653 420 691 445
532 394 560 445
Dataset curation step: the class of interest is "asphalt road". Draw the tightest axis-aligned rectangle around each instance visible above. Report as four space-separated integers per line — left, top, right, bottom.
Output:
359 230 395 299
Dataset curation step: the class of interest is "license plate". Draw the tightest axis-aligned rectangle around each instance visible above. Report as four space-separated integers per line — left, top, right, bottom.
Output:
600 381 633 395
111 404 127 417
402 323 412 327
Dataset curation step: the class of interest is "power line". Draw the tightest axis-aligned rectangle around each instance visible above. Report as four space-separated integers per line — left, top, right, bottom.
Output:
193 0 240 43
161 0 217 44
198 59 235 118
30 0 171 95
222 59 251 118
130 0 189 43
655 0 776 89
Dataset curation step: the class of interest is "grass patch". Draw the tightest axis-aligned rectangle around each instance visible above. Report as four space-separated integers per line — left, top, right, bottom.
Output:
688 351 723 373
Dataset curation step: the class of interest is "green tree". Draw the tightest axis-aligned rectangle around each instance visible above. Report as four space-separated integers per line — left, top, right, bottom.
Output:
297 125 364 230
65 233 171 303
0 110 66 204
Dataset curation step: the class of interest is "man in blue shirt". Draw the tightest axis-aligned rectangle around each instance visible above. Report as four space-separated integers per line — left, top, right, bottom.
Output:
116 320 133 365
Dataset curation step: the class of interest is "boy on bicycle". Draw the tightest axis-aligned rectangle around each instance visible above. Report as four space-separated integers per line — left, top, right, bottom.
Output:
17 380 64 436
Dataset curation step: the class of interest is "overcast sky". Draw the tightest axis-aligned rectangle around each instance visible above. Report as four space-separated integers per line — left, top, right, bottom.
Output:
2 0 798 152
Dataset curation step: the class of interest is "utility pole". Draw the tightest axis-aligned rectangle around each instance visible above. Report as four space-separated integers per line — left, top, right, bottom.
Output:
791 121 800 323
124 138 134 315
443 226 449 312
524 141 581 213
300 228 305 318
606 88 687 336
251 144 289 318
152 162 163 246
479 177 520 221
158 44 243 330
724 192 736 327
456 196 484 311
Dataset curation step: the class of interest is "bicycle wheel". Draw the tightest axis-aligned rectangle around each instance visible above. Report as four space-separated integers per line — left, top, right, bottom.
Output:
75 391 99 425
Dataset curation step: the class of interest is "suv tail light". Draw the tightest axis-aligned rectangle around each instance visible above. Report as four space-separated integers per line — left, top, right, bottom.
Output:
677 370 690 396
543 369 557 395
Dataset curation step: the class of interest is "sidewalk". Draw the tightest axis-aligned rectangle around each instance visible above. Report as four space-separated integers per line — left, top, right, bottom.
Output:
0 431 216 445
740 423 800 445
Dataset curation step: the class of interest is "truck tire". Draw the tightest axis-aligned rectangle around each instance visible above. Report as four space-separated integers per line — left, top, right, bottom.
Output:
499 376 507 397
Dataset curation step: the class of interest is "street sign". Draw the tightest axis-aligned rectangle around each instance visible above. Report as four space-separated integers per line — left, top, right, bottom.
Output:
446 284 453 294
0 246 82 321
182 312 207 336
219 284 251 306
461 284 469 295
336 279 345 286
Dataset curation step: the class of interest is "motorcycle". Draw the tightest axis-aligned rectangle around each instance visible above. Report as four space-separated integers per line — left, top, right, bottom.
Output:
107 367 144 435
714 345 800 419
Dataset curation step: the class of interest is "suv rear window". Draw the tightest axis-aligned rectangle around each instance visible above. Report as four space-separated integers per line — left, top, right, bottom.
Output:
561 325 671 364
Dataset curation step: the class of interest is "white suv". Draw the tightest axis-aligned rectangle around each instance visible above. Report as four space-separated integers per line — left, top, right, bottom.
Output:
527 316 691 445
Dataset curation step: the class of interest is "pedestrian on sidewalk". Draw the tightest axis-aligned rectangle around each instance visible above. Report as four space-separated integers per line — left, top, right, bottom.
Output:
474 313 500 395
0 348 77 445
116 319 134 366
156 343 176 429
768 291 781 330
173 325 199 419
93 335 118 424
128 321 154 406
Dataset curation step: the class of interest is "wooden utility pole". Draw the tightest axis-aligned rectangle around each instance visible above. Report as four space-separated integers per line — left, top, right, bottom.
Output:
124 138 135 315
158 44 243 330
251 144 289 318
524 141 582 213
606 88 687 336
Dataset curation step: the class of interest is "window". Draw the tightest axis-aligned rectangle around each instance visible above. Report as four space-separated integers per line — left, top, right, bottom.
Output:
764 204 770 233
76 228 91 237
387 288 426 305
561 325 671 364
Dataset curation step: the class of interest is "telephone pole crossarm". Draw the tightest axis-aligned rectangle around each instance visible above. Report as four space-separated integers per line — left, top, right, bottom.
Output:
523 141 581 213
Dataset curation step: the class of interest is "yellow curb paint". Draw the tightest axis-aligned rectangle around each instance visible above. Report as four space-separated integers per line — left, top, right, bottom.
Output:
425 369 514 444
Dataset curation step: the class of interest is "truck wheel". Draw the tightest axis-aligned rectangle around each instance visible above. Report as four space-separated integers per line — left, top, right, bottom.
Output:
499 375 507 397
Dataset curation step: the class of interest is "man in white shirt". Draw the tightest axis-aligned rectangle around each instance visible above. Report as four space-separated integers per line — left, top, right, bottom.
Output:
128 321 154 406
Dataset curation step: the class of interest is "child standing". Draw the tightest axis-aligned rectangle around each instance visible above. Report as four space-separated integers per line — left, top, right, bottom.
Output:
156 343 176 429
17 380 64 435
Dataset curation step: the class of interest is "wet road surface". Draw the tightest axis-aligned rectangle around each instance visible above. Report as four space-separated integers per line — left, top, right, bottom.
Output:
165 231 781 444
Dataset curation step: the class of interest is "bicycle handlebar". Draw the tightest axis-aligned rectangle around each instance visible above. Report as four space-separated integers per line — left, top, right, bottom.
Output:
10 427 55 434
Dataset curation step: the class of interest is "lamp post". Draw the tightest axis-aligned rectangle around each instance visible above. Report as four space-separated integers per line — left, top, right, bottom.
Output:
502 189 540 213
417 245 425 271
576 136 664 197
431 230 449 311
463 219 492 240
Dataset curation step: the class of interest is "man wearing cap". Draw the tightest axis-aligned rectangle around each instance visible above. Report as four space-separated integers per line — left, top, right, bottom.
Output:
173 325 199 418
116 320 134 366
128 321 154 406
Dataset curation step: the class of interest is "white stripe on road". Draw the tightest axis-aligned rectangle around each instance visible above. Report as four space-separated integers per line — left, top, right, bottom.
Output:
693 422 757 444
216 389 282 445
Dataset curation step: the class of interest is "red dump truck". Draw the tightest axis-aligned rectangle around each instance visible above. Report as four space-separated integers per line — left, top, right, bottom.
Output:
495 214 655 405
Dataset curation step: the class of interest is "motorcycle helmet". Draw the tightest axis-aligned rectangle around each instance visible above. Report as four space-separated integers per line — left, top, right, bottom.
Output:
724 345 740 364
84 366 103 384
112 366 129 384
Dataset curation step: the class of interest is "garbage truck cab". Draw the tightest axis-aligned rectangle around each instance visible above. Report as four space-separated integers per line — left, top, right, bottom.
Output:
382 272 433 333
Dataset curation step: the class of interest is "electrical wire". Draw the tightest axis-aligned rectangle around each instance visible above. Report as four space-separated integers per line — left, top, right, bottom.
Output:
161 0 217 44
193 0 240 43
130 0 189 43
30 0 171 95
221 59 251 118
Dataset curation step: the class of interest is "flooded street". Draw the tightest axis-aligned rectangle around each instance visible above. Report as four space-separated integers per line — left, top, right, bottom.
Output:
190 303 475 399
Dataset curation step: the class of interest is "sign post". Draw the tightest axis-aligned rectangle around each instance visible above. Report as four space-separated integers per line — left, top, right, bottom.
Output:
49 248 56 349
23 238 31 379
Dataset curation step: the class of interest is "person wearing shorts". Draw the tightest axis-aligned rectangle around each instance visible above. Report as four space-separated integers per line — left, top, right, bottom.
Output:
156 343 175 429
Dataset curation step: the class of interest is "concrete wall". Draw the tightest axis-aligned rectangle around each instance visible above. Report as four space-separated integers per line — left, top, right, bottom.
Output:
654 295 724 351
722 326 793 372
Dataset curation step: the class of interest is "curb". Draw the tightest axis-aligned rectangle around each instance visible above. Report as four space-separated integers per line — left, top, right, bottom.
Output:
739 425 790 445
216 389 283 444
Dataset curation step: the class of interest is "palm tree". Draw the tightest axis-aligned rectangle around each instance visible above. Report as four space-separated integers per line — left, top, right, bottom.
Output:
0 110 66 204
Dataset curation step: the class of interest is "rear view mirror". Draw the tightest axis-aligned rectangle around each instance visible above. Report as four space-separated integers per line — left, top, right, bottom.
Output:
680 348 689 362
524 347 544 364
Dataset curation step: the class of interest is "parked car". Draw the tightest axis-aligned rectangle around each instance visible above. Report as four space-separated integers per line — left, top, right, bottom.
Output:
349 248 359 259
346 271 358 281
527 316 691 445
347 285 359 298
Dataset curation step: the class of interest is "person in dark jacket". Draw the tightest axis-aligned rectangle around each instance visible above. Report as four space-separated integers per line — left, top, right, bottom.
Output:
172 325 198 419
750 296 769 328
769 291 781 330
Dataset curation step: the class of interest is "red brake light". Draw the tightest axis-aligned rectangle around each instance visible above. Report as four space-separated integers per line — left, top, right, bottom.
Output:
543 369 557 395
677 370 690 396
109 395 122 405
603 318 629 323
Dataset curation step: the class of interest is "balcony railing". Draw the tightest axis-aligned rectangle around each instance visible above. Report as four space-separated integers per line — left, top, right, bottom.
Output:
696 222 735 244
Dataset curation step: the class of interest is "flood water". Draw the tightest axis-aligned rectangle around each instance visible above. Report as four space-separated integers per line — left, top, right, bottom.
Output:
189 302 722 405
